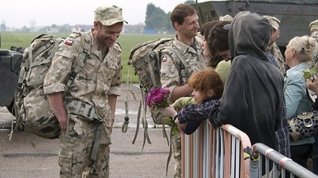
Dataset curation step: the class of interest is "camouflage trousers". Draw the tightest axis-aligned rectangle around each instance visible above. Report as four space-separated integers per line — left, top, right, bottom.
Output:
59 115 111 178
172 131 181 178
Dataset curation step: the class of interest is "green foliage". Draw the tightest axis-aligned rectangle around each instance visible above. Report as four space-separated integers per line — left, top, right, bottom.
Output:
304 64 318 80
0 32 70 49
145 3 173 33
0 32 173 83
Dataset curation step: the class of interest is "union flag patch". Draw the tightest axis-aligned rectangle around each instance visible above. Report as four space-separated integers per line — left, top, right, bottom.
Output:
64 39 73 46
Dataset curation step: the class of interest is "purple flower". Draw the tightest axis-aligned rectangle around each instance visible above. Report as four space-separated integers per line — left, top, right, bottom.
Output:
146 87 170 108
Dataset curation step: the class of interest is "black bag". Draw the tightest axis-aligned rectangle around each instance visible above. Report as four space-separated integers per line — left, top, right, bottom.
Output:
288 111 318 141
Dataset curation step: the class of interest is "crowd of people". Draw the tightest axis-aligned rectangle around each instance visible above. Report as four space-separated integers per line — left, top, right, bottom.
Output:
39 2 318 177
159 3 318 178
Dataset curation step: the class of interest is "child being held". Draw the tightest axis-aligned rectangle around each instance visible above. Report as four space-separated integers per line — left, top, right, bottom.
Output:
161 68 224 134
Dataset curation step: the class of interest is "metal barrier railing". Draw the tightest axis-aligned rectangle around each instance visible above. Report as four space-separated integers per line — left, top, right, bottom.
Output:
181 121 252 178
181 120 318 178
252 143 318 178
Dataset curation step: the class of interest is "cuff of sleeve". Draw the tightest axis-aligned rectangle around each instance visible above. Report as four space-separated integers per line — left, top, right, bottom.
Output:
167 85 176 103
108 86 121 96
177 113 187 124
43 83 65 95
173 114 178 121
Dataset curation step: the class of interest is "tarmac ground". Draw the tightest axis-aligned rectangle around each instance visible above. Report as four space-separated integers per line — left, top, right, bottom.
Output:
0 84 175 178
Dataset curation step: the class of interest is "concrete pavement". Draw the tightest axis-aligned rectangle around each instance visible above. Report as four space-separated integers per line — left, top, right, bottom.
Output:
0 84 175 178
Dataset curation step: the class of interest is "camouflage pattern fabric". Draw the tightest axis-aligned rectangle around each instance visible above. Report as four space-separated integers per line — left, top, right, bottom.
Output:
43 31 122 177
59 114 110 178
311 31 318 63
160 36 206 92
269 42 285 74
172 133 181 178
15 34 64 139
128 38 173 92
160 36 206 178
172 97 195 178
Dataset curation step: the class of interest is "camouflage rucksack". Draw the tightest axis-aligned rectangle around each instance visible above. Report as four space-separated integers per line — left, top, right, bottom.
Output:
128 38 189 174
15 33 90 139
128 38 187 125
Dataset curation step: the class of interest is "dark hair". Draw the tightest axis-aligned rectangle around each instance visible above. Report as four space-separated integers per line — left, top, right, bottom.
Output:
200 20 219 40
170 4 197 28
207 21 230 56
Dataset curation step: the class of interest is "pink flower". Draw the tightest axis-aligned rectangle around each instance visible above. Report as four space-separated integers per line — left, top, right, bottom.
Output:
146 87 170 108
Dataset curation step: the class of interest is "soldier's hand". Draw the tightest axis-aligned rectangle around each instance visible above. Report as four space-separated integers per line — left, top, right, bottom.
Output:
57 117 68 134
159 106 177 118
307 75 318 95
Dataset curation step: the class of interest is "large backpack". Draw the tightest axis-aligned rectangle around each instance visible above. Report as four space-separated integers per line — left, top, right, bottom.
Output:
128 38 188 125
15 33 90 139
128 38 188 174
128 38 173 93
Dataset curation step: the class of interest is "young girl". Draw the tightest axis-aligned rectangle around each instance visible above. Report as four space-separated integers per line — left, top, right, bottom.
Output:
161 68 224 134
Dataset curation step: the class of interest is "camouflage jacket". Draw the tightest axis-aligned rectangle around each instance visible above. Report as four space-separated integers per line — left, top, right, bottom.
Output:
269 42 285 74
312 31 318 63
43 31 122 121
160 36 206 92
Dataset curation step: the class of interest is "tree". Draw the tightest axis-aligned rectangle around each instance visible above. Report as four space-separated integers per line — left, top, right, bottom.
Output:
20 26 30 32
0 23 6 32
144 3 173 33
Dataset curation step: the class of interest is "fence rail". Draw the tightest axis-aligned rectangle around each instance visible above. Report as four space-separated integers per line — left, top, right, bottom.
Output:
253 143 318 178
181 121 318 178
181 121 251 178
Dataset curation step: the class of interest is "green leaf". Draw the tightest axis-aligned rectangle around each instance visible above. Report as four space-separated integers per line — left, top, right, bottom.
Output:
304 65 318 80
304 69 312 79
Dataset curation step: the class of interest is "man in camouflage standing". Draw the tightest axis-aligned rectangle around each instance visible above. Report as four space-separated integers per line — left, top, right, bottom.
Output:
263 15 286 74
160 4 206 178
43 5 124 178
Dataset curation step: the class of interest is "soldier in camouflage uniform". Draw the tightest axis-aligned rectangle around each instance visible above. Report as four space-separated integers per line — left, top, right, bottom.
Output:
160 4 206 178
263 15 286 74
43 5 125 178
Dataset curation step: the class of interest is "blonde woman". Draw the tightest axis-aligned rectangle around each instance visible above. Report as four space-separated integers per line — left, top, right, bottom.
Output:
284 35 318 172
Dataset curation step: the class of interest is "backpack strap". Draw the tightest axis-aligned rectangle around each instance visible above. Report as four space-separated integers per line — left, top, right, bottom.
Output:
162 46 190 85
29 35 54 64
26 36 57 86
66 32 91 87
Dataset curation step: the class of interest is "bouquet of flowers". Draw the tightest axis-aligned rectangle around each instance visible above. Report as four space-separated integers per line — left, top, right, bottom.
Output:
304 64 318 79
146 87 170 109
145 87 174 125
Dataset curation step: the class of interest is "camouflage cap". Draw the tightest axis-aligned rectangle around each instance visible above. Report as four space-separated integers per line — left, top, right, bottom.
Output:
263 15 280 30
94 5 126 26
309 19 318 32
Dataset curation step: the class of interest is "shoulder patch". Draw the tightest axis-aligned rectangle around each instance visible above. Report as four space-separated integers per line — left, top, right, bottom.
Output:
64 39 73 46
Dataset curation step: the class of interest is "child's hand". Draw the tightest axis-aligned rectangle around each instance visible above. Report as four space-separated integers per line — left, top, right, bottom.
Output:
175 118 187 132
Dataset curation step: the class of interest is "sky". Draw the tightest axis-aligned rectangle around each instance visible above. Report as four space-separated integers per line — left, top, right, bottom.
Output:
0 0 192 28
